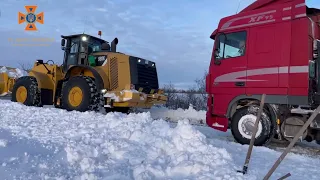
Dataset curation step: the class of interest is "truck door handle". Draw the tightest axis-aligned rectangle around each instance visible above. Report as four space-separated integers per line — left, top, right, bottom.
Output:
235 82 245 87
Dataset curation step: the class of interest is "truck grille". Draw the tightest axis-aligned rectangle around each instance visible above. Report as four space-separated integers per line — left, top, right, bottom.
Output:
129 56 159 94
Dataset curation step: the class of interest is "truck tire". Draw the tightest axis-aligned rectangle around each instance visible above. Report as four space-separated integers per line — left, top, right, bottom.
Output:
61 76 102 112
231 105 273 146
11 76 42 107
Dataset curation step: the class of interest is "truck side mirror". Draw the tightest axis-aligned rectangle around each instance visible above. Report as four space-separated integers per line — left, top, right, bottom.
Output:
214 48 220 57
214 49 222 65
214 59 221 65
61 39 65 46
309 60 316 78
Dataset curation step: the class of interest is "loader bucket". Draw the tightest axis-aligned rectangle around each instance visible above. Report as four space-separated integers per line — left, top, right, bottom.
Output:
0 67 20 96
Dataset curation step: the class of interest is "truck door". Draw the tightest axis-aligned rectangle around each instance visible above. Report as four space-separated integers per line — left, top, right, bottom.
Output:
210 30 248 115
212 31 248 91
245 25 280 92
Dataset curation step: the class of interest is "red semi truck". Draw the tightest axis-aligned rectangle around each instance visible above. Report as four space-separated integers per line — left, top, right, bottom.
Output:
205 0 320 146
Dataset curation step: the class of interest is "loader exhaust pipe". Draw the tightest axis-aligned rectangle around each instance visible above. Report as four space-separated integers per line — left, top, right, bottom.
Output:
111 38 118 52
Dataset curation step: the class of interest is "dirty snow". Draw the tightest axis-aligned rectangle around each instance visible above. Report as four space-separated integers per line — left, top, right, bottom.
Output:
0 100 319 179
0 66 27 78
0 92 8 96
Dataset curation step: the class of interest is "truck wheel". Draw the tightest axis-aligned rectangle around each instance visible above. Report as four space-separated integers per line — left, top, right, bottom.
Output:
11 76 42 107
61 76 102 112
231 105 273 146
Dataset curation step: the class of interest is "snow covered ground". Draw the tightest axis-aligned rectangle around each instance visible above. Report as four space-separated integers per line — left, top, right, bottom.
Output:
0 100 320 179
142 105 206 125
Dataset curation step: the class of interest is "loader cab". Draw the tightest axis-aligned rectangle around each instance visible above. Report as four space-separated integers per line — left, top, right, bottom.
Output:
60 34 108 72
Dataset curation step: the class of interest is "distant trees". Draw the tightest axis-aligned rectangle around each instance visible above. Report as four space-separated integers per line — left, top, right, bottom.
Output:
18 62 32 73
162 71 208 111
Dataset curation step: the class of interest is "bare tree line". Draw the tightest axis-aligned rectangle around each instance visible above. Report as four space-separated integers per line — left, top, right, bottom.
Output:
18 62 32 73
161 71 208 111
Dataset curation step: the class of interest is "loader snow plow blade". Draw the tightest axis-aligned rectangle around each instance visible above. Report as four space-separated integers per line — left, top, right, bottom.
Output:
103 89 167 109
0 66 23 97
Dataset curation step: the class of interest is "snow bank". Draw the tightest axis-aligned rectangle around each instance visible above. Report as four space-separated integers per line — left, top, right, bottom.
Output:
0 66 27 78
1 100 320 179
0 100 251 179
146 105 206 125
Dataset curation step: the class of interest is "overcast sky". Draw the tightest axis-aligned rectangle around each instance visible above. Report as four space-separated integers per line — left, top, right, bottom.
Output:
0 0 319 89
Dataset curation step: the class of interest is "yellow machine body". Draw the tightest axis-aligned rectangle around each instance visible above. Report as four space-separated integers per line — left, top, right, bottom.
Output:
0 67 19 96
9 33 167 112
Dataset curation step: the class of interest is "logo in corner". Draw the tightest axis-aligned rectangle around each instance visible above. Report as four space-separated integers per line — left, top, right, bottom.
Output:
18 5 44 31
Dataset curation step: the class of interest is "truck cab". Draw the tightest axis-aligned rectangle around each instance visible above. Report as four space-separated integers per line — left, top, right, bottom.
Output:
206 0 320 146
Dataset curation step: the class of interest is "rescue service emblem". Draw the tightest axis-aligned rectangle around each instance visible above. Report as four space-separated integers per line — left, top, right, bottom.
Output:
18 5 44 31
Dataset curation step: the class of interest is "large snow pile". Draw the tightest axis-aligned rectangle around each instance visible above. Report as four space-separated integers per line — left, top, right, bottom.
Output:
0 66 27 78
0 100 320 180
0 100 251 179
144 105 206 125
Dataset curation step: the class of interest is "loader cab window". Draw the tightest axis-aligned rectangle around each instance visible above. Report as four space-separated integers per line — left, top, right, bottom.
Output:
88 39 104 53
66 38 80 66
63 36 107 71
215 31 247 60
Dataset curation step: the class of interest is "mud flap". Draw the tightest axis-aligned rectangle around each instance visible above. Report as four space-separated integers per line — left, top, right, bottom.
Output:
206 112 228 132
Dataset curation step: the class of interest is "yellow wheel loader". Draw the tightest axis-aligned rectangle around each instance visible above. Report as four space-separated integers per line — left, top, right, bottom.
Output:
10 33 167 113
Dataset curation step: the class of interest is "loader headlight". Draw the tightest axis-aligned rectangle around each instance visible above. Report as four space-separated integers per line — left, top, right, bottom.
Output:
101 89 107 93
81 36 87 41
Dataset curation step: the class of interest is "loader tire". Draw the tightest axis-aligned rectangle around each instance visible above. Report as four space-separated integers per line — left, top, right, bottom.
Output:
231 105 273 146
11 76 42 107
61 76 102 112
